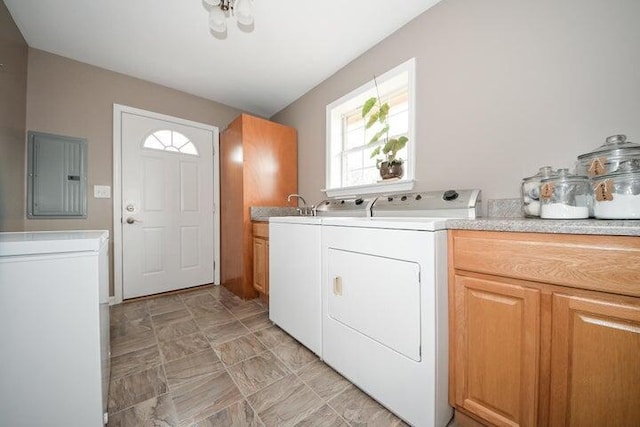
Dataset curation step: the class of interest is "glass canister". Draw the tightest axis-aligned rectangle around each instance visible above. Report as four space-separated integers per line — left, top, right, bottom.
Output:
576 134 640 177
592 169 640 219
539 169 590 219
521 166 557 217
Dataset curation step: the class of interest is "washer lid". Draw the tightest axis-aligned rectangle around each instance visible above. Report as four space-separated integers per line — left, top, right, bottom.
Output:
268 216 322 225
320 216 448 231
0 230 109 256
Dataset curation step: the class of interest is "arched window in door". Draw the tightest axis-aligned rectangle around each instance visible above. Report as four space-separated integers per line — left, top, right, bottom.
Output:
143 130 199 155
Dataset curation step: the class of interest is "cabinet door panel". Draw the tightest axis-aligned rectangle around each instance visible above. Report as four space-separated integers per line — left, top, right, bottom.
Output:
454 275 540 427
550 294 640 426
252 237 267 294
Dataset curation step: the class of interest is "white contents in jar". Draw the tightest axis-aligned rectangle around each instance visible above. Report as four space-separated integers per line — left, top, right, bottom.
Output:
594 194 640 219
524 201 540 216
540 203 589 219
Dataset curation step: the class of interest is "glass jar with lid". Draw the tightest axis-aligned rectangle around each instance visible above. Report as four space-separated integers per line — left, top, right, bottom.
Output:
576 134 640 177
539 169 590 219
521 166 557 217
591 164 640 219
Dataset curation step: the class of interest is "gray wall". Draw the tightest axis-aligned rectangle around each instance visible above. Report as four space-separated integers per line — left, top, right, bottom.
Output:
0 0 28 231
25 48 243 295
272 0 640 208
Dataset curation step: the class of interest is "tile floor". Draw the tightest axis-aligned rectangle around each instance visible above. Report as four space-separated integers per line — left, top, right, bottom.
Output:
107 285 410 427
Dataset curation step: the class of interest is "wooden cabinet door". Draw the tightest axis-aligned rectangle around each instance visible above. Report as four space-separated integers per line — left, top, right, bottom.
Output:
550 294 640 426
454 275 540 427
252 237 267 294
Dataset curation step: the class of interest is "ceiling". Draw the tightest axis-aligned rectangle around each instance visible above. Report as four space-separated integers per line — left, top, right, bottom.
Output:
5 0 441 117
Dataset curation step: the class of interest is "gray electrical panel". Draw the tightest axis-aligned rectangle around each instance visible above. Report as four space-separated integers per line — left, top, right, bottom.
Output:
27 131 88 218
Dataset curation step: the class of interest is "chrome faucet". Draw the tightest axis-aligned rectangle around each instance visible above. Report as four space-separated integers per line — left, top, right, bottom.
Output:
287 193 307 206
287 193 315 216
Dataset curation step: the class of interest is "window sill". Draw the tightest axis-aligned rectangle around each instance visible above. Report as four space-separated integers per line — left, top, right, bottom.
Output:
323 179 415 199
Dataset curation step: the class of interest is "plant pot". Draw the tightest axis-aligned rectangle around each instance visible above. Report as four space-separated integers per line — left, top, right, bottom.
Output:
380 161 404 180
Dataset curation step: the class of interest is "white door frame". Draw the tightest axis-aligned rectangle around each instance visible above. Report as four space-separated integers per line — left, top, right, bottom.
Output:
112 104 220 304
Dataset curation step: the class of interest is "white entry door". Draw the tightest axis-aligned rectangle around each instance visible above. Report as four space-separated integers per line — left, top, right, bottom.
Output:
121 111 215 299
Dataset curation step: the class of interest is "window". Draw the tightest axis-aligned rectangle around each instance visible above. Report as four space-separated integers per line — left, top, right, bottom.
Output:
143 130 198 155
325 58 415 197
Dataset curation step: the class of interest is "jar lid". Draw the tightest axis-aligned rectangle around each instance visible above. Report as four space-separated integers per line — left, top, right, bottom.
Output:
591 169 640 181
540 168 588 183
577 134 640 160
523 166 557 182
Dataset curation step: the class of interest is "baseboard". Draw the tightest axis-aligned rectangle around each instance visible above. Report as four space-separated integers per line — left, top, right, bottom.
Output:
109 296 117 306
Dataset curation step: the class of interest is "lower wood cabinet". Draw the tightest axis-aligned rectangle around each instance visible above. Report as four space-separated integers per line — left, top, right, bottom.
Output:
549 294 640 426
252 222 269 296
448 230 640 427
453 276 540 427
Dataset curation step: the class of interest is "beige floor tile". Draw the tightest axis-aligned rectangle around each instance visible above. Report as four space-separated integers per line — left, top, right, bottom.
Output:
111 303 149 326
207 285 227 300
240 311 272 332
159 332 211 363
108 366 168 414
110 314 153 339
148 295 186 316
270 340 317 371
225 351 290 395
152 308 192 327
187 298 228 318
107 393 178 427
202 319 250 345
293 404 348 427
164 349 225 388
296 360 350 401
111 345 162 380
228 300 266 320
213 334 267 366
194 399 263 427
111 330 157 358
218 293 245 309
193 307 236 328
179 286 215 299
253 325 296 348
170 371 243 425
156 319 199 342
328 385 405 427
247 374 323 427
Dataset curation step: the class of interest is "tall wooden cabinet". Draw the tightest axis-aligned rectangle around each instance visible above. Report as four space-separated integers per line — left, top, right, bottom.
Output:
220 114 296 299
448 230 640 427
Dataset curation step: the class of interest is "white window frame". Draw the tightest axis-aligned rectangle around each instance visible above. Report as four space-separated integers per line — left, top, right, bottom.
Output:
324 58 416 198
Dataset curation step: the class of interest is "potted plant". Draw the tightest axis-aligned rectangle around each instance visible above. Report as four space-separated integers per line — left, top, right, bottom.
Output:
361 84 408 180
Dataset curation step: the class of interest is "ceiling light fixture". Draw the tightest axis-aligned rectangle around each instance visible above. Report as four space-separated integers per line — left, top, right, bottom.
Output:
203 0 255 34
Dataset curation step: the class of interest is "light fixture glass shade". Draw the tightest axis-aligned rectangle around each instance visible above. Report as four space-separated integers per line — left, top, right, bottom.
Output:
234 0 254 26
208 7 227 33
203 0 221 6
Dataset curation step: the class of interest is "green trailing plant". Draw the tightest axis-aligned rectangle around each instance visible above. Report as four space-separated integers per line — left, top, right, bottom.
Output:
361 79 408 168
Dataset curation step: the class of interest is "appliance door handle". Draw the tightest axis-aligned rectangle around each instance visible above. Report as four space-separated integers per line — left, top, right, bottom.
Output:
333 276 343 296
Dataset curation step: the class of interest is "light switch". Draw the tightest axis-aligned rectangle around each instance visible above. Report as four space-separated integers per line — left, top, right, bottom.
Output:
94 185 111 199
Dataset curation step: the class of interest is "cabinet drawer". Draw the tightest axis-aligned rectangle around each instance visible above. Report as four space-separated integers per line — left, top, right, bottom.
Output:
252 222 269 239
451 230 640 297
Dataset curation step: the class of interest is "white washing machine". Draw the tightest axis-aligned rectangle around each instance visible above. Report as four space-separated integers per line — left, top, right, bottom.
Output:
269 197 375 357
321 189 481 427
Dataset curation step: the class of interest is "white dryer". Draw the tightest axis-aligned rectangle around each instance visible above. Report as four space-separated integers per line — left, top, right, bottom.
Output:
321 189 481 427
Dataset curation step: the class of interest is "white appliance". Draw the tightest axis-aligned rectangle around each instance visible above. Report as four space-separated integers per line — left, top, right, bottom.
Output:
269 197 374 357
322 189 481 427
0 231 110 427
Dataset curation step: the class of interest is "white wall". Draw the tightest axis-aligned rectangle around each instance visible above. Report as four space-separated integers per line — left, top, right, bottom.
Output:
272 0 640 209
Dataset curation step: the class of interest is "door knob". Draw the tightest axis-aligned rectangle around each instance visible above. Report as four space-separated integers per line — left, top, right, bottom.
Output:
126 217 142 224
